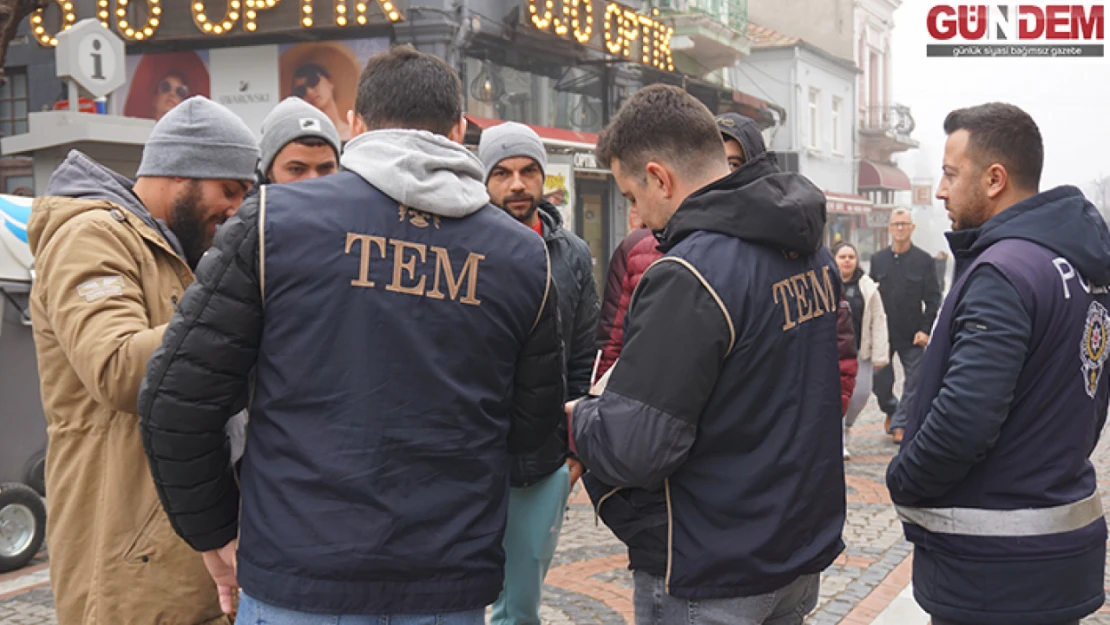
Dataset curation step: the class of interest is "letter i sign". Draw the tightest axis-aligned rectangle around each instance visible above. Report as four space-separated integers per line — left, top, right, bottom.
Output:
55 19 126 98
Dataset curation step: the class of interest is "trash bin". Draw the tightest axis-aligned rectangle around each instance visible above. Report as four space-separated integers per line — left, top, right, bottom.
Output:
0 193 47 573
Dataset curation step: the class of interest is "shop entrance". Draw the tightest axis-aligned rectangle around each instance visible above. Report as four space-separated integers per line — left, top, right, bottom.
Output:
575 176 610 297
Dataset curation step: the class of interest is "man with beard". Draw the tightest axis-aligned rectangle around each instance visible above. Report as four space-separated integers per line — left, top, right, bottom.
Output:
478 122 599 625
27 96 258 625
888 103 1110 624
137 47 563 624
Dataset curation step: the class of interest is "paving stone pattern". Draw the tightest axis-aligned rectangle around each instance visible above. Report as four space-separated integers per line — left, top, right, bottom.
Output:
6 398 1110 624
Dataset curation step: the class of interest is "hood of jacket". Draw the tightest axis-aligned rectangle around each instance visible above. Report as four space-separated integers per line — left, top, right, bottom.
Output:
724 115 767 162
340 129 490 218
947 185 1110 285
659 152 826 254
537 200 569 242
30 150 185 259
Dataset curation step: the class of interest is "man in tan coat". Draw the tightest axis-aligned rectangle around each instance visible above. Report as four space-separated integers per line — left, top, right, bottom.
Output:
28 96 259 625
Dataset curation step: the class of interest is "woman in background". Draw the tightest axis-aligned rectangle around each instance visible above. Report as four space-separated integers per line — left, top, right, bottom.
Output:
834 241 889 459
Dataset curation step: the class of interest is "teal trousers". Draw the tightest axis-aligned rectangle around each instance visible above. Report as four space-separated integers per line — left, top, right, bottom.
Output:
490 464 571 625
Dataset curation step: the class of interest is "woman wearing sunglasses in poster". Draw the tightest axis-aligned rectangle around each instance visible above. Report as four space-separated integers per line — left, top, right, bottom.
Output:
279 41 360 141
123 51 211 121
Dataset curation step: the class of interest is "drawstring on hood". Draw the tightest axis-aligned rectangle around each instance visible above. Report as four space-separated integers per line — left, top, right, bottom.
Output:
340 129 490 218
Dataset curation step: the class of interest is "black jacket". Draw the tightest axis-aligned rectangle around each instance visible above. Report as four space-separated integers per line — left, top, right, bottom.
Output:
573 153 845 598
869 244 941 350
511 202 599 486
138 167 564 614
888 187 1110 624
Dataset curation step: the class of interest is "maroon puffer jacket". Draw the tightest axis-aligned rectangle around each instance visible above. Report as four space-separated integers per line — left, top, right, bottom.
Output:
837 296 859 415
595 228 663 380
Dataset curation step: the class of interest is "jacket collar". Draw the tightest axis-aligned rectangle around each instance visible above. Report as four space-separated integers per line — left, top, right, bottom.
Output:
537 200 566 243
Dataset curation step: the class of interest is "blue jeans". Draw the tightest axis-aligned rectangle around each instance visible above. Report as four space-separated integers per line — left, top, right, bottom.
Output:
235 593 484 625
873 345 925 431
490 464 571 625
633 572 819 625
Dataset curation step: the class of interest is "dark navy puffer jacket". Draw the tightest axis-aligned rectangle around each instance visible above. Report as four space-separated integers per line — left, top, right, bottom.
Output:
139 132 565 615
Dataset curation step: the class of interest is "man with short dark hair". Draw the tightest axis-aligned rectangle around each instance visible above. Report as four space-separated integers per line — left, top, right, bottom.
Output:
257 96 341 185
570 84 845 623
888 102 1110 625
595 113 768 381
138 46 565 625
478 122 599 625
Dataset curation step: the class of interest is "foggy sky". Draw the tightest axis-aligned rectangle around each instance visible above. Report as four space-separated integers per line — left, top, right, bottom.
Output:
889 0 1110 251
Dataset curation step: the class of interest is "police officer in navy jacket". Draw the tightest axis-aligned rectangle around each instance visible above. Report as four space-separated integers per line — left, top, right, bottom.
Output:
888 103 1110 625
138 47 565 623
571 84 845 622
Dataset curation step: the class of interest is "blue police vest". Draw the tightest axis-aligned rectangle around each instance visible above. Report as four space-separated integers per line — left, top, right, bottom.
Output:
899 238 1108 560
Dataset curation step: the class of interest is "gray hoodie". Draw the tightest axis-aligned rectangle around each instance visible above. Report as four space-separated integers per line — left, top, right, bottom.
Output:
45 150 187 260
339 129 490 218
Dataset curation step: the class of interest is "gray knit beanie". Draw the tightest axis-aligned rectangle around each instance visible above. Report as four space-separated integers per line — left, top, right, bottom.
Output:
258 97 341 178
136 96 259 182
478 122 547 181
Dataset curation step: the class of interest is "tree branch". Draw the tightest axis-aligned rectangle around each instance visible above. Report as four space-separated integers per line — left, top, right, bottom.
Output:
0 0 51 84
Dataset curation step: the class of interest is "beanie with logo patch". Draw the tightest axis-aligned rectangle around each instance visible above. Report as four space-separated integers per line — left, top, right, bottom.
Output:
257 97 342 179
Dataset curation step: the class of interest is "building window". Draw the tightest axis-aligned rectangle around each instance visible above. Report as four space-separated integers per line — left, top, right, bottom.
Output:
869 51 881 125
808 88 820 150
462 57 603 134
0 70 28 137
831 96 843 154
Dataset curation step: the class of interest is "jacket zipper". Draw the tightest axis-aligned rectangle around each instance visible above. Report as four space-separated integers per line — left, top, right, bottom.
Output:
664 478 674 593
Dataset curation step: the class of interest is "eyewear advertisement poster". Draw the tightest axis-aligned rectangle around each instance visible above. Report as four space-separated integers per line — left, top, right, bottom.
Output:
114 37 389 140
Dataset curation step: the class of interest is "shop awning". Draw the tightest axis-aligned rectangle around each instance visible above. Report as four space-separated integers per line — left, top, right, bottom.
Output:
858 159 911 191
464 115 598 151
825 191 873 215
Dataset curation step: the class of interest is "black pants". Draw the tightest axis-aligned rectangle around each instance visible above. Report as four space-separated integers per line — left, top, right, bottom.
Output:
932 620 1078 625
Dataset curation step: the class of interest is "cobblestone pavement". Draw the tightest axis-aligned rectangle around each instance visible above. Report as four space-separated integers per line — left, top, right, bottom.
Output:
5 399 1110 624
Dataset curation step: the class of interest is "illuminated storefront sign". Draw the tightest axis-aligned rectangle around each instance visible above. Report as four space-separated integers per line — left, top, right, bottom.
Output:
32 0 404 46
525 0 674 71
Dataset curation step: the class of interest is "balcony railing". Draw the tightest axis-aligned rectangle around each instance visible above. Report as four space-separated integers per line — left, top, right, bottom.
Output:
859 104 916 136
655 0 747 34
